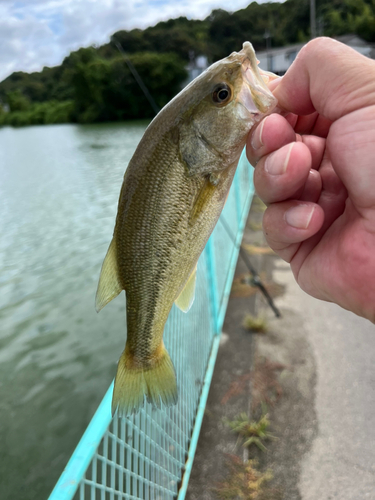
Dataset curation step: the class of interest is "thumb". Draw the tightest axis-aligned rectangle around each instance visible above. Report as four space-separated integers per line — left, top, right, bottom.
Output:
273 37 375 120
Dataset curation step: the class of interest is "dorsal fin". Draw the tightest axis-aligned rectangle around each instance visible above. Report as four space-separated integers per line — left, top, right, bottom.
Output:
174 265 197 313
95 238 123 312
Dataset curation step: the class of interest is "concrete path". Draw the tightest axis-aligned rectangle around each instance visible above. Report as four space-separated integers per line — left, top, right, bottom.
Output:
186 199 375 499
273 259 375 499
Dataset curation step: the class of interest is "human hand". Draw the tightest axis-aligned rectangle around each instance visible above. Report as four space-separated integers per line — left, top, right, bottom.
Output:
247 37 375 322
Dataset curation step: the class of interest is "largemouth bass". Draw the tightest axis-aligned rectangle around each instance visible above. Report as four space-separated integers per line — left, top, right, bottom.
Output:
96 42 277 416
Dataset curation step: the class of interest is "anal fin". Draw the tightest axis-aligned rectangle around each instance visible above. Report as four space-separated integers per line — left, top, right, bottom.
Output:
95 238 122 312
175 265 197 313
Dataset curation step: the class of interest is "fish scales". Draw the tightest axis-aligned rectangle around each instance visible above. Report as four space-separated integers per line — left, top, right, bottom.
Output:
95 42 278 415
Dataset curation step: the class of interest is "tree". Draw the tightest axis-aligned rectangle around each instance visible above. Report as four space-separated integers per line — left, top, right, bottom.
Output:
2 0 375 127
6 90 30 112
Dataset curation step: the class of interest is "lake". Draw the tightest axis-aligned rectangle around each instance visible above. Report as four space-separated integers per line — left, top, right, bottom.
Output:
0 121 149 499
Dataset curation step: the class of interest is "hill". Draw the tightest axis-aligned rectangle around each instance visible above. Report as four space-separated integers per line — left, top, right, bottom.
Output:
1 0 374 126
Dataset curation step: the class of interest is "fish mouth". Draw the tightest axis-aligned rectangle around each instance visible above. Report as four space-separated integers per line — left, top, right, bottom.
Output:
236 42 278 120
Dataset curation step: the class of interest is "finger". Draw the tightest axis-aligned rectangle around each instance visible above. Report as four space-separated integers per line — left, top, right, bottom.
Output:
327 105 375 212
294 113 319 135
300 135 326 170
253 141 312 204
318 153 347 223
273 37 375 119
299 169 322 202
263 201 325 262
289 153 348 275
310 115 332 138
247 113 296 165
267 75 282 92
284 113 298 129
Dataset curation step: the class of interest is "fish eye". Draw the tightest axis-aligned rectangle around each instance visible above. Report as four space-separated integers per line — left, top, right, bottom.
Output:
212 83 232 105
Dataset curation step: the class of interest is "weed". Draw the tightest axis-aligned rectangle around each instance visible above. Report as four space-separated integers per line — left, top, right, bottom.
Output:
224 413 276 452
215 455 272 500
221 372 252 405
251 359 286 410
231 273 285 299
242 243 275 256
243 313 268 333
221 359 286 406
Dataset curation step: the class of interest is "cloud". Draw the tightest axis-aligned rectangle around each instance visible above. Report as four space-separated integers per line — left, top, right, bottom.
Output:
0 0 253 82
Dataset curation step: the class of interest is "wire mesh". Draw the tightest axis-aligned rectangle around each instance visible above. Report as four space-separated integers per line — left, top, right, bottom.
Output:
49 151 254 500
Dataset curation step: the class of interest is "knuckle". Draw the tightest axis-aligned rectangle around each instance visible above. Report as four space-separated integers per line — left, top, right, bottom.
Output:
298 37 343 66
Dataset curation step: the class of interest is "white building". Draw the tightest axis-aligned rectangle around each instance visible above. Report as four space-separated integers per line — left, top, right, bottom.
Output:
185 54 209 85
256 34 375 75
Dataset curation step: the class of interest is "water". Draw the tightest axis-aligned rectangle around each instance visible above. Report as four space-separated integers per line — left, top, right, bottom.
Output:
0 122 149 499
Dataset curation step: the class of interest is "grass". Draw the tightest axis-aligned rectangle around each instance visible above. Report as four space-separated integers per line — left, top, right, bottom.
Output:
218 357 287 498
224 412 276 452
251 359 285 410
231 272 285 299
243 313 268 333
242 243 275 256
221 359 286 406
215 455 273 500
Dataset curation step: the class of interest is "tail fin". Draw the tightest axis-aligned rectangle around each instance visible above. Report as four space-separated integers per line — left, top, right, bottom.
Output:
112 343 178 416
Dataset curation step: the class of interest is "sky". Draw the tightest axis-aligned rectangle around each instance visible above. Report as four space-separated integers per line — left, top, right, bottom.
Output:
0 0 265 82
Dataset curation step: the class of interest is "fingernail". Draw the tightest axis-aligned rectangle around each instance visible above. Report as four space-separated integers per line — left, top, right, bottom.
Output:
284 204 315 229
251 117 267 150
264 142 294 175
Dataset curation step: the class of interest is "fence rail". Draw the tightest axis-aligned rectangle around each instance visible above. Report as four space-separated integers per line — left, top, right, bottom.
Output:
48 150 254 500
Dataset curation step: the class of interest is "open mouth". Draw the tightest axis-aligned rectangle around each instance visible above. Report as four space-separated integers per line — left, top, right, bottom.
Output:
240 58 278 115
235 60 277 122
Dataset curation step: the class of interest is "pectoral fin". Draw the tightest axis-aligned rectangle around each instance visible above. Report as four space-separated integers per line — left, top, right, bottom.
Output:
190 177 217 225
95 238 123 312
175 265 197 313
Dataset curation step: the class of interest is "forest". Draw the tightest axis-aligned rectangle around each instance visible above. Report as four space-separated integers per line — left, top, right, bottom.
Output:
1 0 374 126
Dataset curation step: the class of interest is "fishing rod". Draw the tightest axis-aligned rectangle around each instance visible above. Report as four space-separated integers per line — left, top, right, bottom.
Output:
111 37 160 116
219 215 281 318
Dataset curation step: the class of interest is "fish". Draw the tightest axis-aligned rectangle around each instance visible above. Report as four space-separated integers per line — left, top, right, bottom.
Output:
96 41 278 416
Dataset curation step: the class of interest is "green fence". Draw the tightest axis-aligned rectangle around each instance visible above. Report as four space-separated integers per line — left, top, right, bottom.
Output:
48 150 254 500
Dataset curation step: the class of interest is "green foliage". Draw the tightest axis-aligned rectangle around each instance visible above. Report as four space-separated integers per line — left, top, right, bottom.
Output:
319 0 375 41
243 313 268 333
65 51 187 123
1 111 30 127
0 48 187 126
206 1 310 61
0 65 73 105
224 412 276 452
1 0 374 127
0 100 74 127
41 100 75 124
112 17 209 61
6 90 30 112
